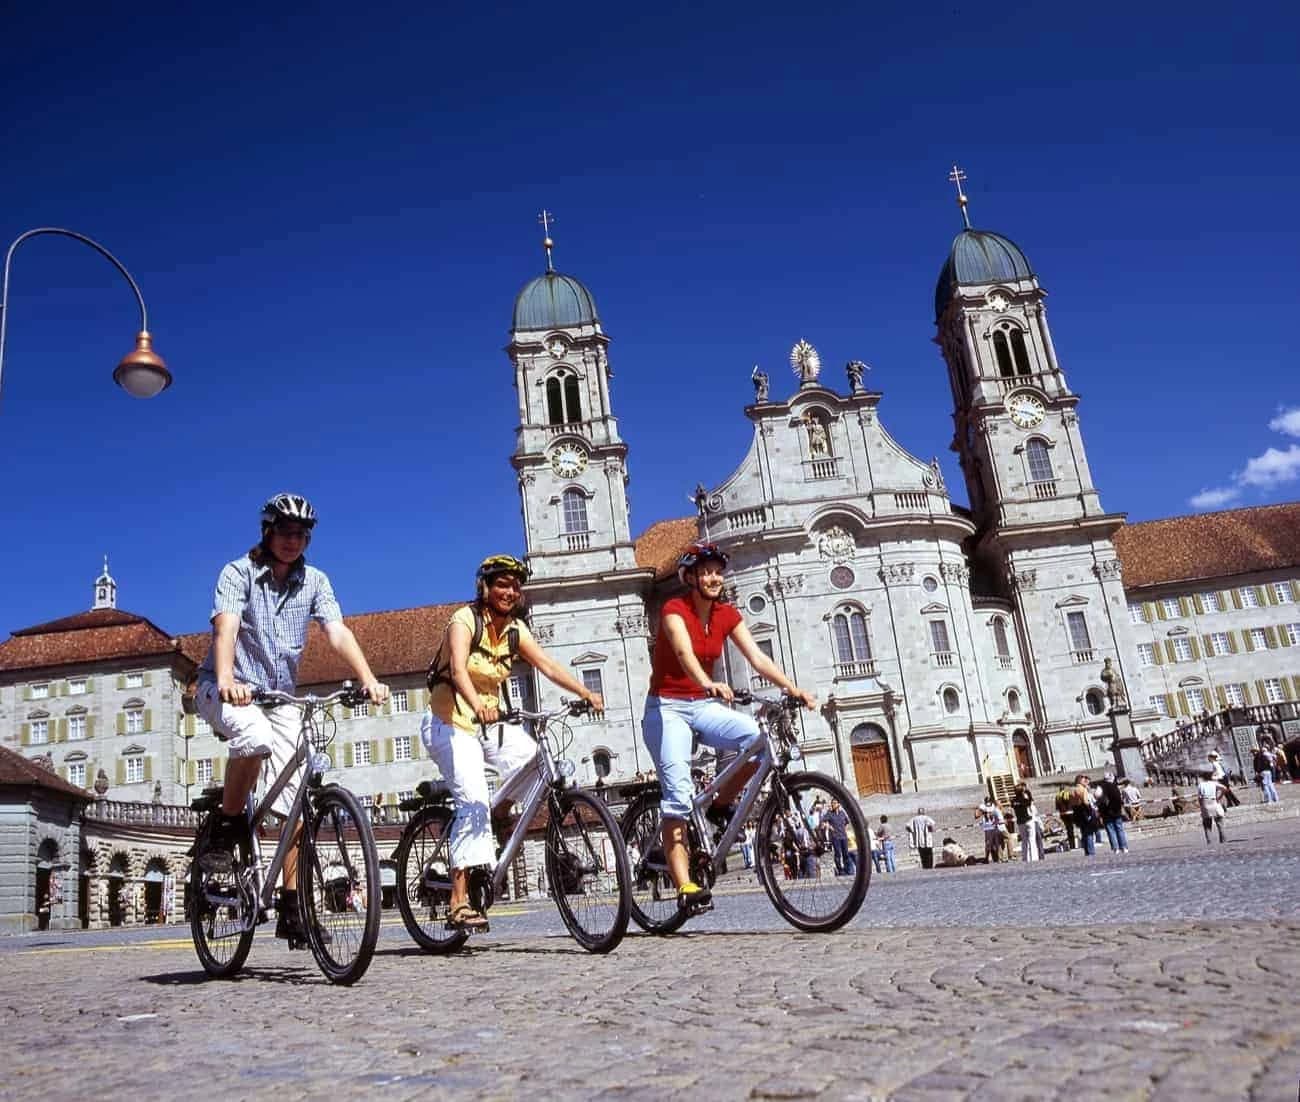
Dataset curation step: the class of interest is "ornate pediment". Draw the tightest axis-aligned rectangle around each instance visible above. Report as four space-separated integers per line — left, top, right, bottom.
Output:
1054 594 1090 608
569 651 608 666
121 743 146 755
920 602 949 615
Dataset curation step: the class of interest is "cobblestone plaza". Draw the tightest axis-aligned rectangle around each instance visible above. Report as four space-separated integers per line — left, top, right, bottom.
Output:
2 817 1295 1100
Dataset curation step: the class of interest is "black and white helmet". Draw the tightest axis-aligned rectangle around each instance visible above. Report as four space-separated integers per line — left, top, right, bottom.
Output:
261 493 317 528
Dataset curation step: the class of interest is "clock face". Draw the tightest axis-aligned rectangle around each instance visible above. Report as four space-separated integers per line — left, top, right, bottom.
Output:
1007 392 1046 429
550 443 588 478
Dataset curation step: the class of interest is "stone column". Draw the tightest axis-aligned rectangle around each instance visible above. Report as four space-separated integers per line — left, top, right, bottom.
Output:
1107 706 1148 786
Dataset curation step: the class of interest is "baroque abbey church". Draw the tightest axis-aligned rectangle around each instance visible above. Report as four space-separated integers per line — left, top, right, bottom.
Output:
5 195 1300 813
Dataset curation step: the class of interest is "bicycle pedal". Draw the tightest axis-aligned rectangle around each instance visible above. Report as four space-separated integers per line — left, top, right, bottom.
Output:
681 899 713 917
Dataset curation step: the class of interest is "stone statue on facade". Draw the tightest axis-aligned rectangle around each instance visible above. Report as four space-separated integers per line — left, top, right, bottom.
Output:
846 360 867 394
750 365 769 402
1100 657 1128 710
805 414 829 456
790 339 821 387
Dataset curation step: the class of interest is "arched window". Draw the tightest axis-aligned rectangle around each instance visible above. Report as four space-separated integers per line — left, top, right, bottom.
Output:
992 331 1014 377
563 375 582 424
1026 438 1054 483
992 618 1011 657
1084 689 1106 716
1007 689 1022 714
1010 329 1032 375
561 489 588 534
831 607 872 664
546 377 565 425
592 750 612 778
942 687 961 714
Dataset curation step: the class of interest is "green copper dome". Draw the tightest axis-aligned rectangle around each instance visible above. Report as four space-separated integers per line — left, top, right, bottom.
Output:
512 271 599 332
934 230 1035 320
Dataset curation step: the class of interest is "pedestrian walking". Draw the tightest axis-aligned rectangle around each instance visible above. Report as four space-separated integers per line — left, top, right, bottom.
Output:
1010 782 1040 864
976 796 1005 863
823 799 855 876
877 816 897 873
1095 772 1130 854
739 822 755 869
1071 775 1101 858
906 809 936 869
1253 745 1281 803
1196 769 1228 844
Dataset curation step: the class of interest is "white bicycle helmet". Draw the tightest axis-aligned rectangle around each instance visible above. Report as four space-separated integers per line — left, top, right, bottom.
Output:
261 493 317 528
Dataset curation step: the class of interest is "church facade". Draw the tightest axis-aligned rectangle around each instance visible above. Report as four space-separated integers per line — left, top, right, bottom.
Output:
4 211 1300 812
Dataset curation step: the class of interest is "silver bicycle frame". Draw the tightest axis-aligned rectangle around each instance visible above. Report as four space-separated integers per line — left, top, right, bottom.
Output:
484 719 565 894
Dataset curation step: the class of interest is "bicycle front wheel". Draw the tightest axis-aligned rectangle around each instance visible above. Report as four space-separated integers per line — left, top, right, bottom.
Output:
394 804 468 955
620 791 688 936
189 817 255 979
755 772 870 933
299 785 382 984
545 789 631 953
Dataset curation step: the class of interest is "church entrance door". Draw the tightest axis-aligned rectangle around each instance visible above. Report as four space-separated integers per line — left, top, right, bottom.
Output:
849 723 894 796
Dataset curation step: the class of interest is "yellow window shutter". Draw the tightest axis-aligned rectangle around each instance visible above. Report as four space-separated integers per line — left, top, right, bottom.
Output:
1151 644 1163 666
343 705 353 719
1178 597 1192 617
1265 626 1279 648
1227 631 1239 654
370 740 380 764
116 674 126 690
1282 629 1294 648
20 724 30 746
1193 594 1205 614
115 760 126 785
1188 636 1201 659
1244 632 1255 653
1142 602 1156 623
144 709 153 731
86 717 94 739
1241 683 1253 704
384 738 394 763
1230 589 1242 610
1255 679 1268 703
185 714 196 737
1291 581 1300 602
116 713 125 735
1291 675 1300 698
187 761 197 785
144 671 153 687
344 743 354 768
54 719 66 743
144 757 153 782
214 757 226 780
325 745 336 768
1202 634 1213 655
1176 691 1189 715
383 699 392 716
1256 585 1269 606
1155 602 1167 621
1215 685 1227 707
1164 640 1177 663
22 686 31 702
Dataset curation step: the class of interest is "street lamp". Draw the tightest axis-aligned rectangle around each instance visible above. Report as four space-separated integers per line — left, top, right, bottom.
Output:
0 227 172 406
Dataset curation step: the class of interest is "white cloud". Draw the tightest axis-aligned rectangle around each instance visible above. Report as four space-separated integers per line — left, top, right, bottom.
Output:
1238 444 1300 488
1268 407 1300 438
1189 486 1241 509
1187 407 1300 509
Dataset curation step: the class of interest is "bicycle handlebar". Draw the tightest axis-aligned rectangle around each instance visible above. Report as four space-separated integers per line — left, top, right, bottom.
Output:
251 682 371 710
497 698 593 726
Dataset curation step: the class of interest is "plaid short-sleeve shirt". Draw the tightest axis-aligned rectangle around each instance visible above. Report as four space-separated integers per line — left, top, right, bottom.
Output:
198 554 343 691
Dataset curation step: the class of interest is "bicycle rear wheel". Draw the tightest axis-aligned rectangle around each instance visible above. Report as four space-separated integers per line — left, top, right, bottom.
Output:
620 792 688 935
394 804 469 955
189 816 256 979
755 772 870 933
545 789 631 953
299 785 382 984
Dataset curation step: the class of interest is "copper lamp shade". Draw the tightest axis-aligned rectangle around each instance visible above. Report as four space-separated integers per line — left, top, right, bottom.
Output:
113 330 171 399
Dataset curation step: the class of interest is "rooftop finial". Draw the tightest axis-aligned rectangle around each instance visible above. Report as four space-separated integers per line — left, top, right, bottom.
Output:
948 164 972 230
538 209 555 272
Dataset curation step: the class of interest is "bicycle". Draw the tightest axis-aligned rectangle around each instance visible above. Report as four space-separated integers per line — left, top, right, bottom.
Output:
621 689 871 934
188 683 383 985
394 698 632 954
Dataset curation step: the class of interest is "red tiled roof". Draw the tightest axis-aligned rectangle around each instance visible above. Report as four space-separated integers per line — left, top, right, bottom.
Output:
1115 502 1300 590
12 608 147 636
0 744 93 800
634 516 698 581
0 619 182 674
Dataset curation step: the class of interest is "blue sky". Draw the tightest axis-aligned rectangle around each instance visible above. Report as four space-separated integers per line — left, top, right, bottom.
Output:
1 2 1297 638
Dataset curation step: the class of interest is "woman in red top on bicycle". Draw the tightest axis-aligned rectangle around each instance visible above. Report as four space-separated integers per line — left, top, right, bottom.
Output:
643 542 817 913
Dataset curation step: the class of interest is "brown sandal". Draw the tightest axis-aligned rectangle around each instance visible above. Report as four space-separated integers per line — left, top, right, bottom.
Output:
448 903 489 932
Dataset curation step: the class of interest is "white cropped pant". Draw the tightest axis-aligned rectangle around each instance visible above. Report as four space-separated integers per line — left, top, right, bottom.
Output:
419 712 537 869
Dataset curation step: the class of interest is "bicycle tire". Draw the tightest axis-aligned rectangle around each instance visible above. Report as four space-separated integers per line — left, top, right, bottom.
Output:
545 788 631 953
189 816 255 979
755 771 870 933
299 785 382 984
394 804 469 955
620 792 688 935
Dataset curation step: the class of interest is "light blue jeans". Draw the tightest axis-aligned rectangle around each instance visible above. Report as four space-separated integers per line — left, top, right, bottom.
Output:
1260 769 1280 803
642 695 760 819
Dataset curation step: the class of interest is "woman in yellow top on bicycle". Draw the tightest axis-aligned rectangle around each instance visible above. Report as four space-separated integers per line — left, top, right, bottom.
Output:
419 554 603 930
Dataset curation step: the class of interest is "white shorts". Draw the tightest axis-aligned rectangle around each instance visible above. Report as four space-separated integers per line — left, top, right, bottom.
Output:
196 681 302 817
419 712 537 869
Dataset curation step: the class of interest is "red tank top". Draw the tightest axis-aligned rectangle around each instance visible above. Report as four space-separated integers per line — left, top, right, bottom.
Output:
649 595 742 699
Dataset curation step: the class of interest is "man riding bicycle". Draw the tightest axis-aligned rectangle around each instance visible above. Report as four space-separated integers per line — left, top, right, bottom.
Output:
194 493 389 946
419 554 603 932
644 541 817 914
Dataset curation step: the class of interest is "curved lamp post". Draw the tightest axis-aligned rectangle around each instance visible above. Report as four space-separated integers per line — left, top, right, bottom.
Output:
0 227 172 405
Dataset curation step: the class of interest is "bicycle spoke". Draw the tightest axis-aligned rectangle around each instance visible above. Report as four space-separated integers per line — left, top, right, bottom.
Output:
545 791 630 953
